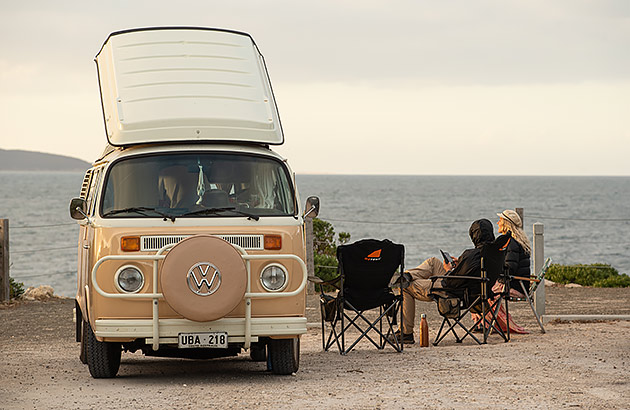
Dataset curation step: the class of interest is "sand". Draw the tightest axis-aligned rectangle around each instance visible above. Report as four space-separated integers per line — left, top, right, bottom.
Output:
1 287 629 409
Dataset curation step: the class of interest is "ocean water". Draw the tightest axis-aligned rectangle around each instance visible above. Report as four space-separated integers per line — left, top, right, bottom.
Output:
0 171 83 298
1 171 629 297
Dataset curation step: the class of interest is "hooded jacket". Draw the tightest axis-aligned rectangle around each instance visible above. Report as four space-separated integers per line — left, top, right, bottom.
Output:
469 218 496 248
442 219 495 288
504 237 531 290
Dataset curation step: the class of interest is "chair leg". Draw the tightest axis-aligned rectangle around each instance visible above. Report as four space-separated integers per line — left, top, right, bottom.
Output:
481 300 492 344
343 310 385 351
433 296 487 346
433 317 450 346
340 305 346 355
484 297 508 342
324 313 344 352
521 281 546 333
386 306 403 352
340 302 403 354
319 303 326 351
451 315 483 345
436 310 484 346
323 300 345 353
453 297 484 345
320 295 346 352
504 296 511 341
379 305 384 349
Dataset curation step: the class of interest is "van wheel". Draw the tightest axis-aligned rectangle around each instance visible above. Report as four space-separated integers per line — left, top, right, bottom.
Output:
79 320 88 364
250 343 267 362
86 321 121 378
268 338 299 375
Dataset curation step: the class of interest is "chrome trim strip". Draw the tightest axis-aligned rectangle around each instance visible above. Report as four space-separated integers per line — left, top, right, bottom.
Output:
140 234 263 251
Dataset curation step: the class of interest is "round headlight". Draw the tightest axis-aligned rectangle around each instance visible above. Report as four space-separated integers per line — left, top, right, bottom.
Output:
260 264 288 292
115 265 144 293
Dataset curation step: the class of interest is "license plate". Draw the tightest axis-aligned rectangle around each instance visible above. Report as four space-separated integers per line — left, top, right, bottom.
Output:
178 332 228 348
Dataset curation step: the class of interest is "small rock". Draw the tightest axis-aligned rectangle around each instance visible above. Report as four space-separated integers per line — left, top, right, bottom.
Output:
565 283 583 288
21 285 56 301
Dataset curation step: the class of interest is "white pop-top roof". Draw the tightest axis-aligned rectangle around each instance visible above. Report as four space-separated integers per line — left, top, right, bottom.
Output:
95 27 283 146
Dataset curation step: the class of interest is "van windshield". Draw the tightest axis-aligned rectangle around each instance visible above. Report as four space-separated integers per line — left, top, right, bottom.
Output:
101 153 296 218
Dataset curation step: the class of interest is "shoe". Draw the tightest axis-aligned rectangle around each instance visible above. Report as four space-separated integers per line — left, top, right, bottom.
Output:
387 330 415 345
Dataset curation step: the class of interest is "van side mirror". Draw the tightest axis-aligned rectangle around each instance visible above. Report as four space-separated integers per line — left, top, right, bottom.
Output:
303 196 320 219
70 197 88 220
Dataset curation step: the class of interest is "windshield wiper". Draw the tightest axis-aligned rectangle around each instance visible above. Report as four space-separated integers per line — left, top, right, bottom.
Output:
181 207 260 221
103 207 176 222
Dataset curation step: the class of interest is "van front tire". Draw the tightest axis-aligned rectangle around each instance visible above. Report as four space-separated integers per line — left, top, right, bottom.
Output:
268 338 299 375
86 321 121 378
250 342 267 362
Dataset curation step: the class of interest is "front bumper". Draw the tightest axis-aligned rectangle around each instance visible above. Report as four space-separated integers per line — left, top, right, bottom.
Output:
95 316 307 345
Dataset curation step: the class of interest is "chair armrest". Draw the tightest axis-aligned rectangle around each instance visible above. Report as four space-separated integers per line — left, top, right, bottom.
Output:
429 275 488 282
308 275 341 290
390 272 412 289
512 275 541 283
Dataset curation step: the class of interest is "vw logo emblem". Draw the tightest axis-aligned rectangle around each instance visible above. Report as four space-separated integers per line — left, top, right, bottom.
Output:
187 262 222 296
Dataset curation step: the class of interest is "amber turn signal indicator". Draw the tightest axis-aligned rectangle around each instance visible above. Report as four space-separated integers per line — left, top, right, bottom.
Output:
121 236 141 252
264 235 282 250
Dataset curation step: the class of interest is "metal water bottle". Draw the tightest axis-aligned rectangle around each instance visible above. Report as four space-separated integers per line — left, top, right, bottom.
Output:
419 313 429 347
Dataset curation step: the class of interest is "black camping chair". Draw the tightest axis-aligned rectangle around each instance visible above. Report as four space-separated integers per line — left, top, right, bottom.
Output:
309 239 405 355
428 233 511 345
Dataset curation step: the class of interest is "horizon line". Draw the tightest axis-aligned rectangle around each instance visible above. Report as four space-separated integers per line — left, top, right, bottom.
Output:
2 169 629 178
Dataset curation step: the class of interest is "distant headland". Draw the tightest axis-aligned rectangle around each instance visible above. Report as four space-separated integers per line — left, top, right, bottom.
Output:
0 149 91 171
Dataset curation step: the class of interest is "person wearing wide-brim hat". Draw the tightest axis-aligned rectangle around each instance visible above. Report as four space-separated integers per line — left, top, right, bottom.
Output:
470 209 531 335
497 209 531 293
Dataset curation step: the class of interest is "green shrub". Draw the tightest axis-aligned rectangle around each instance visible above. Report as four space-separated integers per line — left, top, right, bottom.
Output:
312 218 350 290
546 263 630 288
314 253 338 283
593 275 630 288
9 277 25 299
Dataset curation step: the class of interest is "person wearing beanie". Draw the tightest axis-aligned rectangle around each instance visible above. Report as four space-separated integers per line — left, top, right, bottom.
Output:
390 219 496 344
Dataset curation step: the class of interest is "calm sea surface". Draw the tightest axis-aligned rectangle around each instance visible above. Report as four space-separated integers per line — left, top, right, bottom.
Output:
1 171 629 297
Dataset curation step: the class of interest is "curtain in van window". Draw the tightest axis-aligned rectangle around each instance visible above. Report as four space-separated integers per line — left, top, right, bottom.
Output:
253 162 276 209
251 162 294 213
276 169 294 212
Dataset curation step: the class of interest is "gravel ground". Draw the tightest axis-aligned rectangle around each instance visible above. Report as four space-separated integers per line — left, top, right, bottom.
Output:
1 287 629 409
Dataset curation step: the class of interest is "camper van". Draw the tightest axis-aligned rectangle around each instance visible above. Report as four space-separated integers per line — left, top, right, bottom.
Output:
69 27 319 378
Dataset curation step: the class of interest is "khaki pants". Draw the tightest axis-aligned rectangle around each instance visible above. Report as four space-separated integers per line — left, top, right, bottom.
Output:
402 257 447 334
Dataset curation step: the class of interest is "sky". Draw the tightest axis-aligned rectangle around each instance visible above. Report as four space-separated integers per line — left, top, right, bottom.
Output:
0 1 628 175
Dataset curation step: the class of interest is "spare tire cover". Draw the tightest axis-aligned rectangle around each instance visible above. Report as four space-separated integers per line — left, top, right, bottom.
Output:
160 235 247 322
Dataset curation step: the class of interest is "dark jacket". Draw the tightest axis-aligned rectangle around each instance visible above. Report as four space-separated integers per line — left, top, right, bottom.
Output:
504 237 531 290
443 219 495 288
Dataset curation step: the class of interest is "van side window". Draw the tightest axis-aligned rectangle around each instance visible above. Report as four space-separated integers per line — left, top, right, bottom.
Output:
79 170 93 200
86 168 102 216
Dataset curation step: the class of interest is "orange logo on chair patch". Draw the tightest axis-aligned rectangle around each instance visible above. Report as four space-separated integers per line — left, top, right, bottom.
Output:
365 249 382 261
